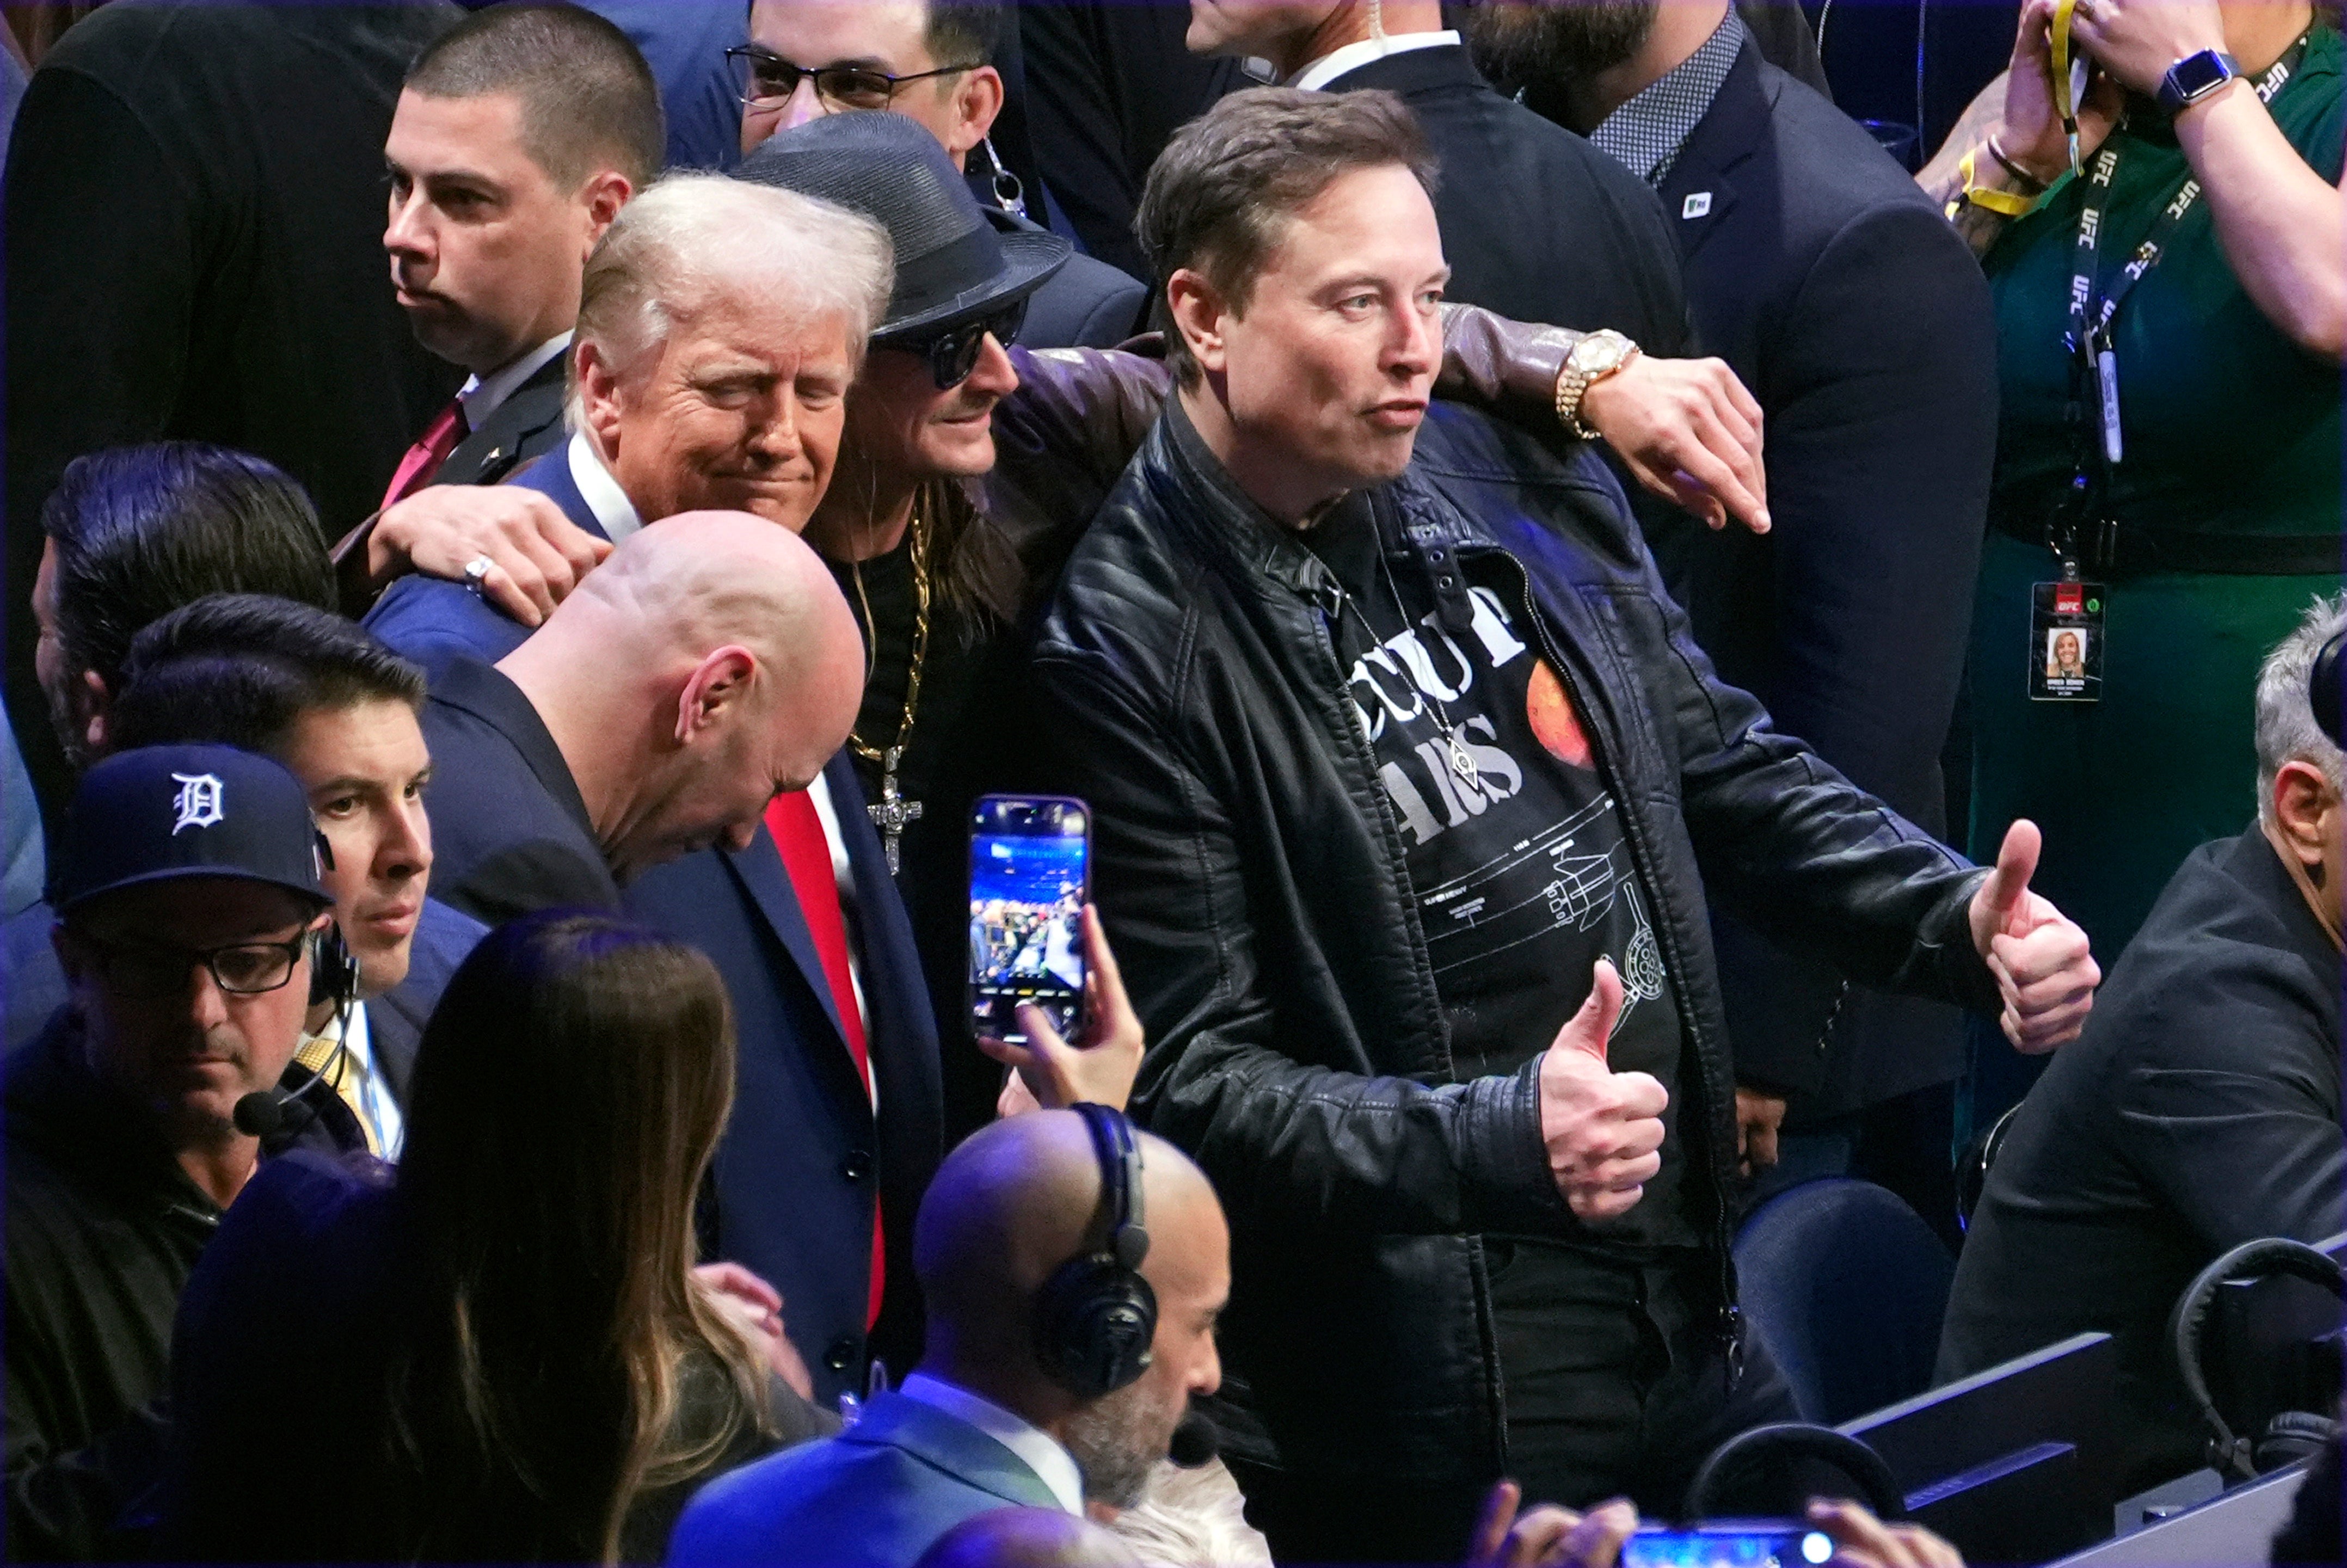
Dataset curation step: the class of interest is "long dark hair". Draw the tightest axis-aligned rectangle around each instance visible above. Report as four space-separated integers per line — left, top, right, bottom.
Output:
380 912 768 1563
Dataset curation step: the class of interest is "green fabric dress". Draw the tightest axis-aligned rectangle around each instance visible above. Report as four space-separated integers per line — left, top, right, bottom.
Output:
1969 28 2344 982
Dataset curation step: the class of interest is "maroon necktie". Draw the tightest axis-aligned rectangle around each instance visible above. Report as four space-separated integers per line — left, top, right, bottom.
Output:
379 399 464 510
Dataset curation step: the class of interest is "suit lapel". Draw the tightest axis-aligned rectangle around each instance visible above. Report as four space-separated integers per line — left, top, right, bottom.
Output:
437 356 568 487
723 821 850 1050
847 1394 1064 1511
1658 40 1769 263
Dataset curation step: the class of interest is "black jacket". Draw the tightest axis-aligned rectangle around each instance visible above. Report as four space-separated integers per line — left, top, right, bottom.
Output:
987 208 1148 350
1330 45 1694 355
432 352 568 489
415 657 622 925
3 1011 358 1559
1641 38 2000 1113
1938 830 2346 1491
1028 398 1998 1480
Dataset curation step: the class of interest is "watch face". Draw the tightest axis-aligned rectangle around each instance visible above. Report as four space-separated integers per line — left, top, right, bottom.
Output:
2168 50 2234 100
1572 334 1629 376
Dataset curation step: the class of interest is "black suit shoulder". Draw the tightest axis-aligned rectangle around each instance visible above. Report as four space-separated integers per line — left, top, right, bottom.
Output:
987 209 1147 349
435 359 568 488
1335 47 1692 354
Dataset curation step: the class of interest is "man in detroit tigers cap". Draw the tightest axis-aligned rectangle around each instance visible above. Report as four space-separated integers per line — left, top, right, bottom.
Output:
4 745 342 1559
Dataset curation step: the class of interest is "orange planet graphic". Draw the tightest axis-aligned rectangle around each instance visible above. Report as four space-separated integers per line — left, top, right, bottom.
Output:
1526 659 1592 767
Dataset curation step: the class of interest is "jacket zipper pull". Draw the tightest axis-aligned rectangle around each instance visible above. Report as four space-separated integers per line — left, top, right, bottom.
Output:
1722 1303 1746 1389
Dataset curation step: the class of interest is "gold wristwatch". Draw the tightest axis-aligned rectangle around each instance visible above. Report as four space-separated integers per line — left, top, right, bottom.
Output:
1554 329 1641 441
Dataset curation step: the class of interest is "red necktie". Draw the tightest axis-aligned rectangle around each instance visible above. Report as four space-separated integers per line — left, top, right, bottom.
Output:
379 399 464 510
765 790 884 1330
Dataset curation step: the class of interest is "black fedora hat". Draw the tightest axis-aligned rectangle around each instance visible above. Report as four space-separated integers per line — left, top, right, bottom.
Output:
737 114 1069 347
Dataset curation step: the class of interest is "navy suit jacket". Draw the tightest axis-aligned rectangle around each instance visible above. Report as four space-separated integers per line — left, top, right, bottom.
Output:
667 1391 1059 1568
363 447 593 679
988 208 1147 349
626 755 943 1407
1644 40 2000 1112
367 448 944 1393
365 896 486 1100
415 655 620 926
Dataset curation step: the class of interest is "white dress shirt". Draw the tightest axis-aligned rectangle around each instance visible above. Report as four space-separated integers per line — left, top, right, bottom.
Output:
456 330 573 432
1291 28 1462 91
565 429 644 543
898 1373 1085 1515
303 1001 404 1160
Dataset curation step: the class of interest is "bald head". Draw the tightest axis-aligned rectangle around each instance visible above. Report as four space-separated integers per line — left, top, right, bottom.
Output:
913 1508 1142 1568
915 1110 1226 1385
499 511 865 881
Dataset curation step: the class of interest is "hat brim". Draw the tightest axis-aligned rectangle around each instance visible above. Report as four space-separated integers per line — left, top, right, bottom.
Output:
58 864 334 916
870 229 1073 347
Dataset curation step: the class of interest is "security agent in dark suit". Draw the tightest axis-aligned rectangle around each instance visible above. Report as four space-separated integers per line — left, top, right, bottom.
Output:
329 4 665 619
734 0 1148 349
1940 602 2347 1493
1470 0 2001 1209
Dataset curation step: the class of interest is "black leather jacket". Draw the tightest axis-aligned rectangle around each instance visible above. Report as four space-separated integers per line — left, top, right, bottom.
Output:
1029 397 2001 1481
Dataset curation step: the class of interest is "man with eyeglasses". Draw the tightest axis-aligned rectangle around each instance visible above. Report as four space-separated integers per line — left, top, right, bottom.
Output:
4 745 357 1560
733 0 1150 351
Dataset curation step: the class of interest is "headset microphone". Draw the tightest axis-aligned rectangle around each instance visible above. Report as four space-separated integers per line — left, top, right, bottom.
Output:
231 1084 320 1142
1168 1411 1220 1469
236 902 359 1147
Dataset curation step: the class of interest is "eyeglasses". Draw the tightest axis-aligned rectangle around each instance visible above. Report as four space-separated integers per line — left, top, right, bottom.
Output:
906 299 1028 390
726 46 980 113
76 932 309 1000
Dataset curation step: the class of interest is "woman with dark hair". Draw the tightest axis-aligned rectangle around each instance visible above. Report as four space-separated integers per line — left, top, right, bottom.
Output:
162 911 832 1564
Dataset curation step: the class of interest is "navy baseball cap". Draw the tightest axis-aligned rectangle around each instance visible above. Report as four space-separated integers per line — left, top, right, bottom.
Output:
52 745 331 915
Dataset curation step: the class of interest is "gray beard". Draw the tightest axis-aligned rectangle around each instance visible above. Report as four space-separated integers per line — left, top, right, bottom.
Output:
1062 1380 1182 1509
1463 0 1662 94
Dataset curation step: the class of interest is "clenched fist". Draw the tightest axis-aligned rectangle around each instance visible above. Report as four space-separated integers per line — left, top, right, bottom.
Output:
1539 959 1669 1222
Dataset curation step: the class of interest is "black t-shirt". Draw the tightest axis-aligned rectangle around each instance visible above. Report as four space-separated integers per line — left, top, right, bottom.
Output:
1301 494 1697 1256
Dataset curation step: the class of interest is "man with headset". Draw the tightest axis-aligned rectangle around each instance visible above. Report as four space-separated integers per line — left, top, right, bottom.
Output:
4 745 365 1560
1941 596 2347 1492
669 1105 1231 1568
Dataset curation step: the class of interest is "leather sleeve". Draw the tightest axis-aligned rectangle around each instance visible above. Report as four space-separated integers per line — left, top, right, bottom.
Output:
1613 539 2003 1014
1029 645 1573 1241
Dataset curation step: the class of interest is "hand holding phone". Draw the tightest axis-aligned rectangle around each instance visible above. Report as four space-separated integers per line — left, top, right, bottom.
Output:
969 796 1090 1044
980 904 1145 1114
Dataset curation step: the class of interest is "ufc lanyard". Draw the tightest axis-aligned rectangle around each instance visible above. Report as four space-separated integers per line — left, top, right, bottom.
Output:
2066 38 2308 487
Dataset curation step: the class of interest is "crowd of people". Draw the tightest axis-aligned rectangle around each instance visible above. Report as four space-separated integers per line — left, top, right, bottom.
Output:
1 1 2340 1565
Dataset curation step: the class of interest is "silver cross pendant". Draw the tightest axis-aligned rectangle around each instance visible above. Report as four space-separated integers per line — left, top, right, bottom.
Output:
866 747 923 876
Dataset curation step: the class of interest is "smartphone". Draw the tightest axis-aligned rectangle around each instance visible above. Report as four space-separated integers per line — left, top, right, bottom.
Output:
1619 1525 1834 1568
968 795 1090 1045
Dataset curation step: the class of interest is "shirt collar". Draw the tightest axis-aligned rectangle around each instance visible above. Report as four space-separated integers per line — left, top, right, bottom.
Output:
897 1373 1084 1515
456 331 573 431
566 429 643 543
1588 9 1745 186
1291 28 1463 91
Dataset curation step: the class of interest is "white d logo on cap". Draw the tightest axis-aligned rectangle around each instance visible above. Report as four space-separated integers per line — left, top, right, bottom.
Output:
170 772 224 835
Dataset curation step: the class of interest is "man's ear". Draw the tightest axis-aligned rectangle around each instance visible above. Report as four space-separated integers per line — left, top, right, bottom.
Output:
576 339 628 457
77 670 110 758
944 65 1006 162
1165 268 1230 378
2272 759 2338 866
579 169 634 252
674 645 758 745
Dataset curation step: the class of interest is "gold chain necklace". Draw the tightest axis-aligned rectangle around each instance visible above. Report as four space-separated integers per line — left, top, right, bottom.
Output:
846 485 932 873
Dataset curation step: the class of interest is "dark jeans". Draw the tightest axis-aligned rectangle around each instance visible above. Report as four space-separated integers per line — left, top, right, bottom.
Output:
1226 1251 1799 1566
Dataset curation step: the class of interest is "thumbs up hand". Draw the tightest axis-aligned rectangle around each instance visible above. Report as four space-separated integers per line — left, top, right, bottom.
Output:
1967 819 2102 1053
1539 960 1670 1221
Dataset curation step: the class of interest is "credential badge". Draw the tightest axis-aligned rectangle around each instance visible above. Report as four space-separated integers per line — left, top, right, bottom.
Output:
1682 192 1713 220
170 772 224 835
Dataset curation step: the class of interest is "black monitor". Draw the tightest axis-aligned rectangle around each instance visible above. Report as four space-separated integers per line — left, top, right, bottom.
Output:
1835 1331 2119 1564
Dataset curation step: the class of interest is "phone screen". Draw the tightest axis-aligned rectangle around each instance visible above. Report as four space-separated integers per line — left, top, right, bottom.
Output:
968 795 1090 1044
1620 1528 1833 1568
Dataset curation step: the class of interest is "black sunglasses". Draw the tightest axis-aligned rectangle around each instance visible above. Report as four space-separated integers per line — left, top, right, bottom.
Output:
906 299 1028 390
726 46 979 113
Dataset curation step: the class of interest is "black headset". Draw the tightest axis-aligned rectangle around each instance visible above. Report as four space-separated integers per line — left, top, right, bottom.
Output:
2310 626 2344 749
1683 1423 1906 1522
1034 1103 1158 1400
302 828 360 1010
2170 1237 2346 1482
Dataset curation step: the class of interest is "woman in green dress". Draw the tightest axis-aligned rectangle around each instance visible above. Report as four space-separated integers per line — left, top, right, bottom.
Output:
1925 0 2343 1118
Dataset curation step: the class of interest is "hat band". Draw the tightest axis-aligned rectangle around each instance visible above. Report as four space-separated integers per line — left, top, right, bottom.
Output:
879 224 1014 336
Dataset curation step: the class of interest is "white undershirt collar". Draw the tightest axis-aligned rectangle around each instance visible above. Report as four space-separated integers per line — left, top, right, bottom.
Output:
564 430 643 543
897 1373 1084 1515
1291 29 1462 91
